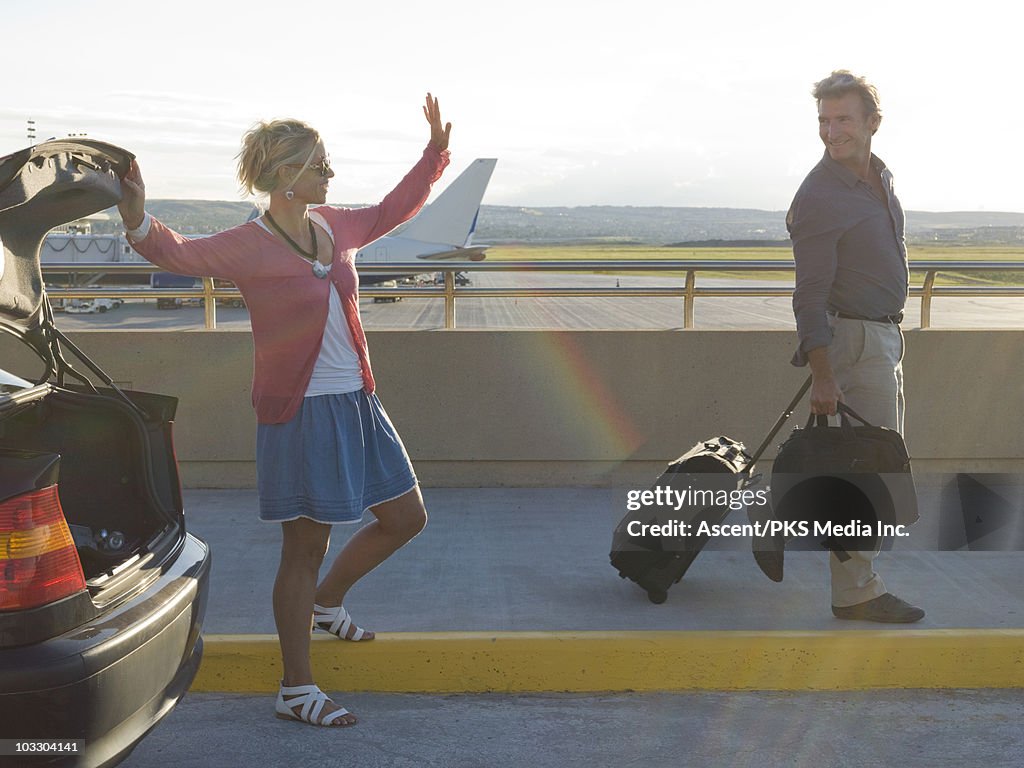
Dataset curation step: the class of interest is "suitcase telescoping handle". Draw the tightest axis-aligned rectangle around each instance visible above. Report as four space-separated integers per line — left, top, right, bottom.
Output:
743 375 812 478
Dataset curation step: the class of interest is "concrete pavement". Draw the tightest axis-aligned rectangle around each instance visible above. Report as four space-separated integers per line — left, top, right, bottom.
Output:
184 481 1023 693
188 483 1024 635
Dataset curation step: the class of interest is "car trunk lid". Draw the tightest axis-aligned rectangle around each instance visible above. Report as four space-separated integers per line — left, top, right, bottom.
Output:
0 138 133 332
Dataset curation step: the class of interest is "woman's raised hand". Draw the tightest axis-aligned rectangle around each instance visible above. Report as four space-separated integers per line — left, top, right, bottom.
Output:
117 159 147 231
423 93 452 152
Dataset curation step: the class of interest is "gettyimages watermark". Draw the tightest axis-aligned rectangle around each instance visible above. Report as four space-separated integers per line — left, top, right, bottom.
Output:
626 485 768 513
622 483 909 541
614 472 1024 552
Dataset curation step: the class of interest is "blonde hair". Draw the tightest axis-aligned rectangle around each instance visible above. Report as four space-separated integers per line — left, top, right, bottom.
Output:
236 118 320 196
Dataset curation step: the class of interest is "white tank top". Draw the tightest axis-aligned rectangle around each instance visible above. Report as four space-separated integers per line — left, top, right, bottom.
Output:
305 281 364 395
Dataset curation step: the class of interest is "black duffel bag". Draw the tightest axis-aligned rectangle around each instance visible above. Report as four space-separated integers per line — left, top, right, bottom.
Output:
770 402 918 554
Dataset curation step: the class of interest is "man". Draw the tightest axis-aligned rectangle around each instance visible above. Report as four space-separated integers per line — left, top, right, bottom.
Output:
786 70 923 623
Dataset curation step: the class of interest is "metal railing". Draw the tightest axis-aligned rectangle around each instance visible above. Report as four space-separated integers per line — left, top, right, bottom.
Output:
41 260 1024 330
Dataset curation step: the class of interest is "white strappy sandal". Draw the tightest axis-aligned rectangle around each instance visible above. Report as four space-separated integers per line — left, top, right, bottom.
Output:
313 603 374 641
275 683 355 727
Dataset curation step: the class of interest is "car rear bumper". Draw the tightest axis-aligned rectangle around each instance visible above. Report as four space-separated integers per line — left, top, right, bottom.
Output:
0 532 211 768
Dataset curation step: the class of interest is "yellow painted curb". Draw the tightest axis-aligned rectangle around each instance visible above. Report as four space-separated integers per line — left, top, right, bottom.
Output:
193 630 1024 693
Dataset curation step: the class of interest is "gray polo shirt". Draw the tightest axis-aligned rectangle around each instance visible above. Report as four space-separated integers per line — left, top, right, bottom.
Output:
787 151 908 365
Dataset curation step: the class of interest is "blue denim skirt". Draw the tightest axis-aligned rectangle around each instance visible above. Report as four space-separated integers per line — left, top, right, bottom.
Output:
257 391 417 524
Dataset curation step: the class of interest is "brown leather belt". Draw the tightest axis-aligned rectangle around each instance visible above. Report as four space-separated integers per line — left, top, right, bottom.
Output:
830 310 904 325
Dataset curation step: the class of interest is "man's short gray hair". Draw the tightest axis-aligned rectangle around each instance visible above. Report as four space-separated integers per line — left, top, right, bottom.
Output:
812 70 882 120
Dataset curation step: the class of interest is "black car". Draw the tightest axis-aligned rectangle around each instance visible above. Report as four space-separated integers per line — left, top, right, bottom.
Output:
0 139 211 767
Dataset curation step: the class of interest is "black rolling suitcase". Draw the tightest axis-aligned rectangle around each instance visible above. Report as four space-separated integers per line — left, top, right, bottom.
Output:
610 377 811 603
610 436 752 603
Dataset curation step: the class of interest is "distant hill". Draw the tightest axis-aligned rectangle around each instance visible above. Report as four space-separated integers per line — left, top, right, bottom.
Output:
141 200 255 234
473 205 1024 245
474 205 792 244
94 201 1024 246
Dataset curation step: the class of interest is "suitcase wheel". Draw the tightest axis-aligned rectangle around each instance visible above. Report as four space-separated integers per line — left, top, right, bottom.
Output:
647 589 668 605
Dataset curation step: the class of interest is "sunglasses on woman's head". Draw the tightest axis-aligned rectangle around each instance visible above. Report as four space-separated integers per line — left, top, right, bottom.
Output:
288 158 332 177
306 158 331 177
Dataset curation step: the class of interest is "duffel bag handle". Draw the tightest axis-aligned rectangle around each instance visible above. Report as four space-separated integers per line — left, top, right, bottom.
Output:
805 413 830 429
836 401 876 428
804 412 856 442
805 412 856 439
804 402 878 431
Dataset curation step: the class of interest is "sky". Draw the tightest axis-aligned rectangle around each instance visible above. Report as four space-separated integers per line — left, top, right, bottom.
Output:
1 0 1018 213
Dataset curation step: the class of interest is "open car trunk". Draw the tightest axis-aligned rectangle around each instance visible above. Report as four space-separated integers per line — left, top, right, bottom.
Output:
0 384 185 584
0 137 192 644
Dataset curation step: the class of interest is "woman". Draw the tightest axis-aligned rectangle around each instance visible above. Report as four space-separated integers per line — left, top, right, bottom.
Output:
118 94 452 727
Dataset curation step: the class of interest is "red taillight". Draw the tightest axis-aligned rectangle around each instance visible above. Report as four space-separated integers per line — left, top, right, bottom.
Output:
0 486 86 611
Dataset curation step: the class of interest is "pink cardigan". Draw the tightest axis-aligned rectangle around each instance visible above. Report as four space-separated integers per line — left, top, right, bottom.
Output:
130 144 450 424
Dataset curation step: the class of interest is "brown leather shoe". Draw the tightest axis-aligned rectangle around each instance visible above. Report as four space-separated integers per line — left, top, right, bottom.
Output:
832 593 925 623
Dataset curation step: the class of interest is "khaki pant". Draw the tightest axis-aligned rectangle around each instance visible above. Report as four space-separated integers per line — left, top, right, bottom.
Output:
825 316 905 607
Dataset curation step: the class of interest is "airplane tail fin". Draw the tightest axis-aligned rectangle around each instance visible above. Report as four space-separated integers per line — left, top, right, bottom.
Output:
399 158 496 247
